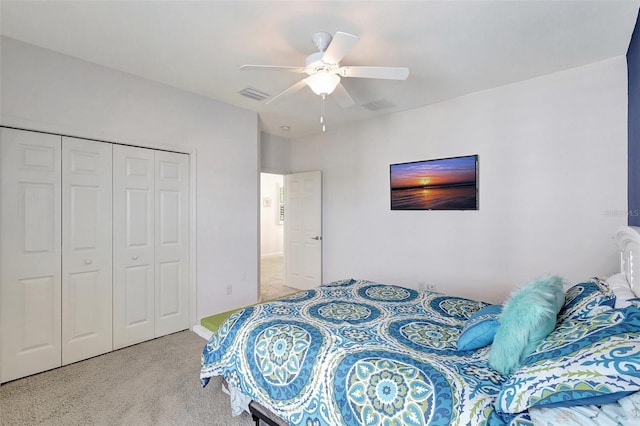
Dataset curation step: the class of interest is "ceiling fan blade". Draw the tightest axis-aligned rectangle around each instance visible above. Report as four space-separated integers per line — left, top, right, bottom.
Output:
339 66 410 80
265 79 308 105
322 32 359 64
240 64 305 73
332 83 355 108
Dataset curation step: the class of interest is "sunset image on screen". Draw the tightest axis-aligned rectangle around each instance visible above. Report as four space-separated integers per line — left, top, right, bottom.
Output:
390 155 477 210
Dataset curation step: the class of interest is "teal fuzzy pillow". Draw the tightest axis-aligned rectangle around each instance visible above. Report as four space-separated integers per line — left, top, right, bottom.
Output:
489 275 565 375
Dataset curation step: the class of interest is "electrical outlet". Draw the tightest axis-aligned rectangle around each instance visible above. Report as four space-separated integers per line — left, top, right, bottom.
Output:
418 282 436 292
226 284 233 295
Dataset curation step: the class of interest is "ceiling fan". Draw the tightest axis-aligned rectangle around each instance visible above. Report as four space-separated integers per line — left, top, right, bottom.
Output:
240 31 410 111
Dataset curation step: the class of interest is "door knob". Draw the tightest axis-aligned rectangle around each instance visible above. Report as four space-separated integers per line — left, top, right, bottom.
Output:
132 255 139 260
84 259 92 265
310 236 322 240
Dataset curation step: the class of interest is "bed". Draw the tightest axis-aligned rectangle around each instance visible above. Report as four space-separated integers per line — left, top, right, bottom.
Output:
201 226 640 425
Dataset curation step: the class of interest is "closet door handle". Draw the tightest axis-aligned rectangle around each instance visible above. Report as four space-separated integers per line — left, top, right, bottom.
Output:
132 255 139 261
84 259 92 265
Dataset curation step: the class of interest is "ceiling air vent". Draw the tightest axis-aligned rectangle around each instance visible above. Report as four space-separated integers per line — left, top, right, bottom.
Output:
239 87 270 101
362 99 396 111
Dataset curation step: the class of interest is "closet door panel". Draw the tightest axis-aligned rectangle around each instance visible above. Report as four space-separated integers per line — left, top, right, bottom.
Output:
61 137 112 364
113 145 155 349
124 265 152 323
154 151 189 337
1 128 62 383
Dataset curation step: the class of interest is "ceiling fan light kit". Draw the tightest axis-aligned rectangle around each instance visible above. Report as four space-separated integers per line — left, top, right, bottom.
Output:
241 31 409 132
306 72 340 96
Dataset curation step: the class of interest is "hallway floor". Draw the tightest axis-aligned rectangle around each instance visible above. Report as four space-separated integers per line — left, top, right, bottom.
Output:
260 255 299 301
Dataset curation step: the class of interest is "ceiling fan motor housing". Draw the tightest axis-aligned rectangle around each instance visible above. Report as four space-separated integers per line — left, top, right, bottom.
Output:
304 51 337 75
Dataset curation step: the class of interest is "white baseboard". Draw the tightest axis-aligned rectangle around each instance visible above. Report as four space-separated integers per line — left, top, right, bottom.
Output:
192 324 213 340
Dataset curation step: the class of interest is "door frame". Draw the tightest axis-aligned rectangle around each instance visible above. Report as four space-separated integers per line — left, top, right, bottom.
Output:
259 169 323 294
259 172 285 301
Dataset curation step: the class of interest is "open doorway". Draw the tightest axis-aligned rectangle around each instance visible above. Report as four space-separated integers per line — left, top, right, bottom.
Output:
260 173 298 301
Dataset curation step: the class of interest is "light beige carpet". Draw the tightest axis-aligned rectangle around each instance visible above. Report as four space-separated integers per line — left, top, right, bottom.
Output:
0 331 255 426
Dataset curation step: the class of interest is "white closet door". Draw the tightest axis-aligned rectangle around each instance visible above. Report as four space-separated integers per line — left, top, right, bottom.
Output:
61 137 112 364
154 151 189 337
1 128 62 383
113 145 155 349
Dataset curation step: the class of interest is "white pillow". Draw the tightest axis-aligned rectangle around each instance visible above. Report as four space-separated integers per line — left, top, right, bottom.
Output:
606 273 636 308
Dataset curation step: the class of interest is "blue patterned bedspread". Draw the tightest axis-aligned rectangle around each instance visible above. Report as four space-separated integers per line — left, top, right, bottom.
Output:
200 279 532 425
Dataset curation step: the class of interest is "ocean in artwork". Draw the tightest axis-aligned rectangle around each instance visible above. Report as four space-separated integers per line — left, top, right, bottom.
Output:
391 184 477 210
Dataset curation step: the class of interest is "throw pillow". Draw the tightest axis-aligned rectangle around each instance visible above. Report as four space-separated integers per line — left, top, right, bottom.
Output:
557 278 616 323
457 304 502 351
495 306 640 413
488 275 564 375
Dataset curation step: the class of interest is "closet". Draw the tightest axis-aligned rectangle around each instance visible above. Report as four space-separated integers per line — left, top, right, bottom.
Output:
0 128 189 383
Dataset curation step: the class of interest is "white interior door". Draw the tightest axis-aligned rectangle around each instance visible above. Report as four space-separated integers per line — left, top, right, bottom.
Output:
61 137 112 364
113 145 155 349
154 151 189 337
284 171 322 289
1 128 62 383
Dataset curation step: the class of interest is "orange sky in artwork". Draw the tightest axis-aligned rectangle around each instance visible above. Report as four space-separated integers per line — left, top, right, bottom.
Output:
390 156 476 189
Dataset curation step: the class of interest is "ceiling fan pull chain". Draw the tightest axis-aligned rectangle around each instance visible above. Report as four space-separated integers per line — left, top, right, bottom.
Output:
321 94 326 132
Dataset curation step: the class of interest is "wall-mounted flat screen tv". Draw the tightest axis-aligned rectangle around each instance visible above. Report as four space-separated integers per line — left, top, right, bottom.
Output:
390 154 478 210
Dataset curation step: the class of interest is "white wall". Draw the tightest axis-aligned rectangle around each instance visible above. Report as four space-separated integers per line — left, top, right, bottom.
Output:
0 37 260 320
261 132 291 174
260 173 284 257
290 57 628 304
260 133 289 257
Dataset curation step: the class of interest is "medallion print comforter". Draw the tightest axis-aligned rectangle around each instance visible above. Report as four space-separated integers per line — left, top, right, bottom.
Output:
200 279 532 425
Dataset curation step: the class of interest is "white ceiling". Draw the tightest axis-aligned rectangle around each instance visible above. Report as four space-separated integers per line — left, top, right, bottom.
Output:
1 1 638 139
